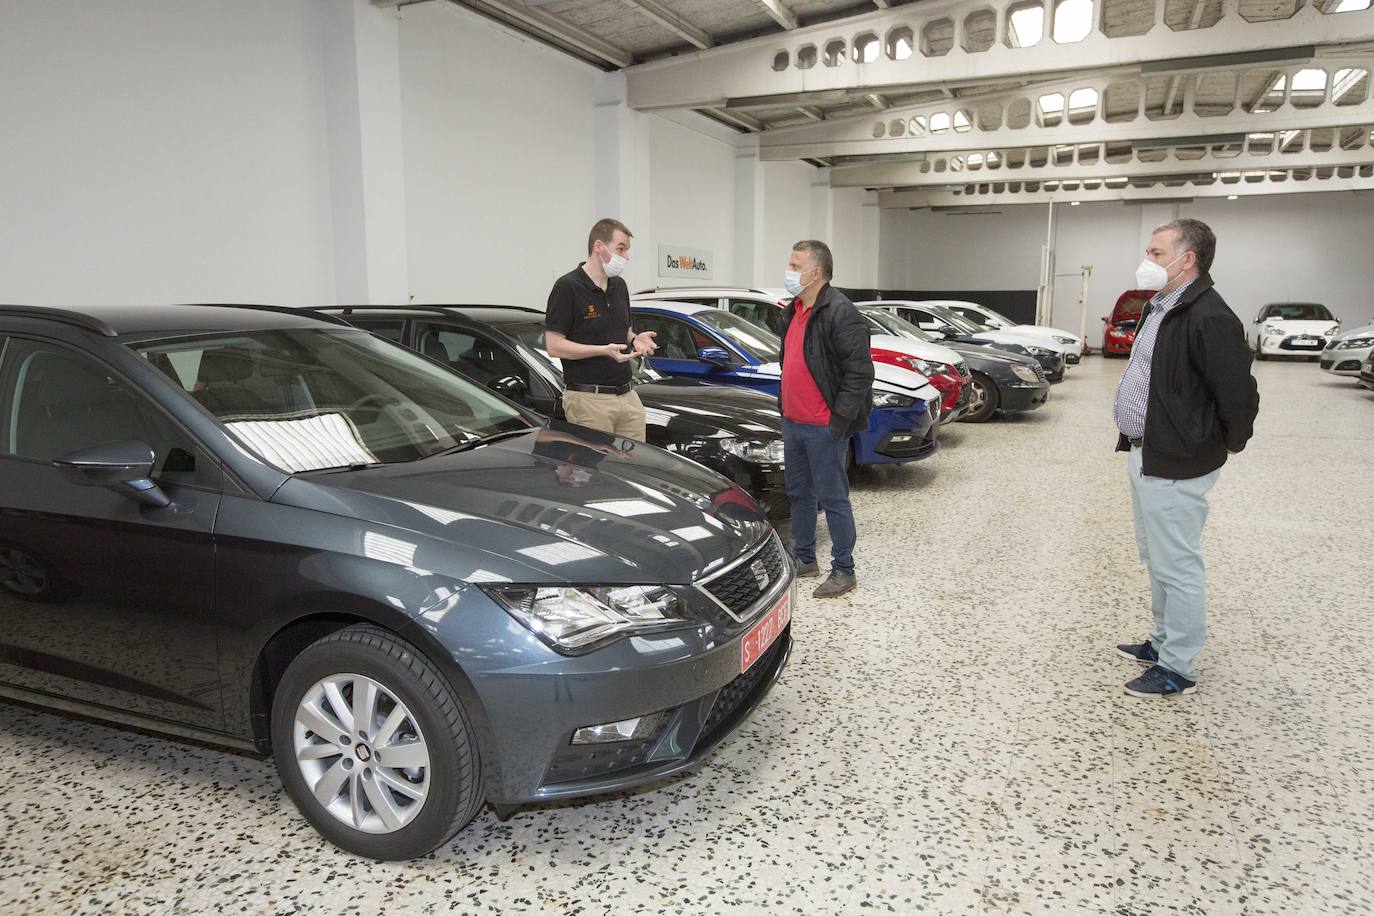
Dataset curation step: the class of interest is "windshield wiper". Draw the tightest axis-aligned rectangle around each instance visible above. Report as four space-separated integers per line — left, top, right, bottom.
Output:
427 427 532 458
298 461 391 475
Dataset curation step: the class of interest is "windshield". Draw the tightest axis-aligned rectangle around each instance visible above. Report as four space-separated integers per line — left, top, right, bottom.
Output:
925 306 985 335
979 306 1017 327
134 328 534 472
862 308 939 343
693 310 782 362
1262 303 1334 322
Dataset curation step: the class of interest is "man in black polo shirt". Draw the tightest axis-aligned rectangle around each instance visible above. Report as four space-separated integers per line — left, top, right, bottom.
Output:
545 218 657 440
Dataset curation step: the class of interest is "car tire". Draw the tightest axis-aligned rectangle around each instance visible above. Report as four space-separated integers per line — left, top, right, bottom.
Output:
962 373 999 423
271 624 484 861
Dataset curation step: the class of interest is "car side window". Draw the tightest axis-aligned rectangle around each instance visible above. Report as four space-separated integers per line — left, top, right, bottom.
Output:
415 324 529 388
0 338 213 487
633 315 705 360
351 319 406 343
725 299 784 336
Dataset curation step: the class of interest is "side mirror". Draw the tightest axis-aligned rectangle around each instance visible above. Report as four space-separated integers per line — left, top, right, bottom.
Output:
52 440 170 508
488 374 529 402
1101 316 1109 323
696 346 733 368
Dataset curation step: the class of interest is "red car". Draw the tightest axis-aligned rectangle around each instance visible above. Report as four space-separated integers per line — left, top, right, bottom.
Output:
1101 290 1153 357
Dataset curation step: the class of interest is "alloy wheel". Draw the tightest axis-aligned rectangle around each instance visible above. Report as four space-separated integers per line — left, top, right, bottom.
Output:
293 674 431 834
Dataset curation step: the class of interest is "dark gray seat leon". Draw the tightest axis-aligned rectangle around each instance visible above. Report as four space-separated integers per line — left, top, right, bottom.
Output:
0 304 795 860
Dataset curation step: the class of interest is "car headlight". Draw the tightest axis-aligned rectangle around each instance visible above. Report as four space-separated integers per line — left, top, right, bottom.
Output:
1027 346 1055 358
1263 325 1285 336
1052 335 1076 345
1011 363 1040 383
1324 326 1340 336
721 437 785 463
872 391 916 407
1337 336 1374 349
484 584 686 652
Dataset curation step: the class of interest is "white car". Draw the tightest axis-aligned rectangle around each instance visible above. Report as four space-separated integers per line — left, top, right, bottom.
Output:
635 287 971 423
1251 302 1342 360
937 300 1084 366
858 300 1068 381
1320 321 1374 377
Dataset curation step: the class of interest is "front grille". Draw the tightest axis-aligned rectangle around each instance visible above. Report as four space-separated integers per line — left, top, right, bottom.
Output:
1320 359 1334 369
700 636 786 740
1337 360 1361 372
700 535 786 621
544 737 658 784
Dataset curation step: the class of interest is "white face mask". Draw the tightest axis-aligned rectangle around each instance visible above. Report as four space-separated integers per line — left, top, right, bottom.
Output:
784 267 812 298
598 245 628 279
1135 251 1186 290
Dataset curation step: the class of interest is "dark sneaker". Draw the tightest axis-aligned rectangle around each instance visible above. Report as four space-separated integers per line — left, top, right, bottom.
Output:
1116 640 1159 666
1124 665 1197 698
795 560 820 578
812 571 856 598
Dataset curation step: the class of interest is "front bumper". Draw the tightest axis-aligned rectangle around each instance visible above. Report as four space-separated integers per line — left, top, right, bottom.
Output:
1320 345 1373 376
1259 334 1329 356
855 402 939 465
940 382 974 424
1001 381 1051 412
403 538 797 807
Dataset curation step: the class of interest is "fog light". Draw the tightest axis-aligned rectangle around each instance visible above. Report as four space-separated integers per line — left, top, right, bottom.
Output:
571 711 666 745
889 434 912 443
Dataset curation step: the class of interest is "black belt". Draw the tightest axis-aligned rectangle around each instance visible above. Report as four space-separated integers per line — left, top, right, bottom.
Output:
1128 437 1143 448
567 382 633 396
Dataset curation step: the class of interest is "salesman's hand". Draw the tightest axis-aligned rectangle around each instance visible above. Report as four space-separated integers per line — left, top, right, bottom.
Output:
600 343 636 363
630 330 658 356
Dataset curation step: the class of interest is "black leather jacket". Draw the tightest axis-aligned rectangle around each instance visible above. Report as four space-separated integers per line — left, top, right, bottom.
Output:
1114 273 1260 479
778 284 875 440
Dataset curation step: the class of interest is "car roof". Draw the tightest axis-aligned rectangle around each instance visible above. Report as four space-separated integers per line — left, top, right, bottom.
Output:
634 286 779 297
629 300 715 317
319 304 546 326
0 304 350 340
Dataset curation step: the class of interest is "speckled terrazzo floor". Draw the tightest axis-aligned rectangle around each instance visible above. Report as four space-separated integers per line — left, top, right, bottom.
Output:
2 356 1372 915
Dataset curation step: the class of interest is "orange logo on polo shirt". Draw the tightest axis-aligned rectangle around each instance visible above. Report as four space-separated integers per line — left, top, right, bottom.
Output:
583 303 599 319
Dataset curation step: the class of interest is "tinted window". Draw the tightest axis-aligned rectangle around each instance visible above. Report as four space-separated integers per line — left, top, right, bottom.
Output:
415 324 529 388
133 329 533 472
725 299 786 335
0 338 209 485
632 314 713 360
351 318 406 343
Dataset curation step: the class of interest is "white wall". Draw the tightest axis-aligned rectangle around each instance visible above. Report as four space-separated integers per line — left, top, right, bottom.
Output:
0 1 337 305
879 192 1374 342
398 2 599 308
761 161 820 286
644 115 738 291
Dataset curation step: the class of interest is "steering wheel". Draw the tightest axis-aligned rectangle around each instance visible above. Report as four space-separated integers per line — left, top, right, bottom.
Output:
348 394 398 413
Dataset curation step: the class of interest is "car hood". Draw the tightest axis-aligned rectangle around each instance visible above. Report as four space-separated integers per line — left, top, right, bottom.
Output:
869 333 965 367
1265 319 1340 334
271 425 771 586
636 380 782 440
1334 322 1374 341
945 343 1036 369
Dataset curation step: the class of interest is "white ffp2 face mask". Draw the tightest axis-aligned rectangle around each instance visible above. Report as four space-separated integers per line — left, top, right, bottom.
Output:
1135 252 1185 290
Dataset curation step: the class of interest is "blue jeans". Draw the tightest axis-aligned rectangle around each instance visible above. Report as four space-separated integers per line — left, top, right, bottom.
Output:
1127 445 1220 680
783 417 856 575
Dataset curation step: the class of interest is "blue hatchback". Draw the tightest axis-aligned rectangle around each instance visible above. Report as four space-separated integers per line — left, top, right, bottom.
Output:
630 302 940 467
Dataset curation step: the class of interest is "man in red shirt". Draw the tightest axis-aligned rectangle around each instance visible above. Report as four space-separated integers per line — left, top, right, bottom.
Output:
778 240 874 598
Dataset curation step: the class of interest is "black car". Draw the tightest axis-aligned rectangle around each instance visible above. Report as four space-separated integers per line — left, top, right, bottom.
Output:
857 306 1050 423
0 304 795 860
320 305 789 515
860 301 1067 382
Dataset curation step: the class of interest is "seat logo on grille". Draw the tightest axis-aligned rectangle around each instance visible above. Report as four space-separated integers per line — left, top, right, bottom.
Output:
750 560 769 590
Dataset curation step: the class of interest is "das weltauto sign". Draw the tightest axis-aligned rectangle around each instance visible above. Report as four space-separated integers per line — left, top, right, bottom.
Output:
658 245 713 280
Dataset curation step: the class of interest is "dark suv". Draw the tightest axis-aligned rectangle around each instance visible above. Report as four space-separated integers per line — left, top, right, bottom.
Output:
0 304 795 860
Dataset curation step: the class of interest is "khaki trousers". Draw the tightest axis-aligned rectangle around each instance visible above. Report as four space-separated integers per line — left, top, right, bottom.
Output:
563 389 647 441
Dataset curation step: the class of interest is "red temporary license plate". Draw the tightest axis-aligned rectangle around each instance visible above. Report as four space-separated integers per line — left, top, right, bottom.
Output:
740 586 793 674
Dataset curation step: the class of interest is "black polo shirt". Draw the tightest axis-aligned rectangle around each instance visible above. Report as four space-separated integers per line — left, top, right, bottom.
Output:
545 264 633 387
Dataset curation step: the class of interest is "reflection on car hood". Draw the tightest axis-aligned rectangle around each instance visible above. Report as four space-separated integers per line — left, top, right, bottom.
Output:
272 425 770 586
636 381 782 439
945 343 1035 368
869 333 964 367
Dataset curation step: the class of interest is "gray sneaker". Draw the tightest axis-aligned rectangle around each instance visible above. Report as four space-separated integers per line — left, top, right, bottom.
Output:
812 571 856 598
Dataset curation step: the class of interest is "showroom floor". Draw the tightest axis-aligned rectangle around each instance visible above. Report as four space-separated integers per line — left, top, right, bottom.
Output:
2 357 1372 915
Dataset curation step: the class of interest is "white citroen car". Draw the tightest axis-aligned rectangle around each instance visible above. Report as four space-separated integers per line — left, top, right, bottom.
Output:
1252 302 1342 360
938 301 1085 366
1320 321 1374 377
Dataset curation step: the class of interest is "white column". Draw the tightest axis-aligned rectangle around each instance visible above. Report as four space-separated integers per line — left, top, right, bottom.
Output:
594 73 653 291
321 0 409 304
733 146 766 288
